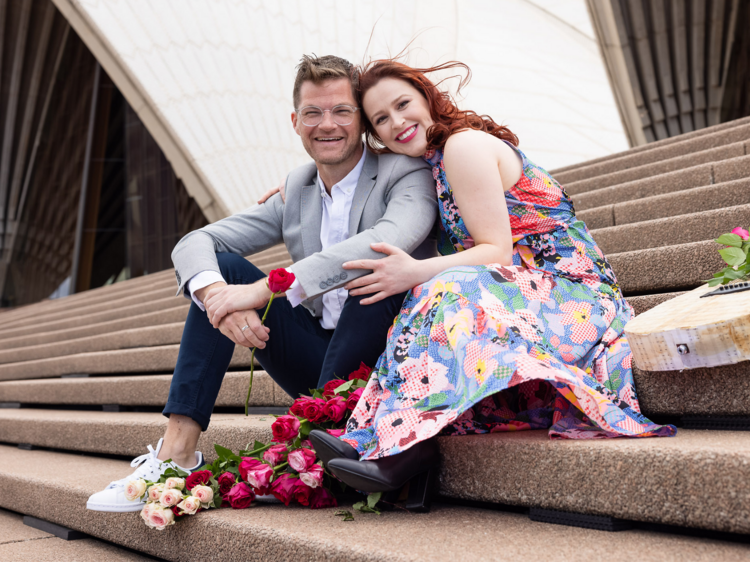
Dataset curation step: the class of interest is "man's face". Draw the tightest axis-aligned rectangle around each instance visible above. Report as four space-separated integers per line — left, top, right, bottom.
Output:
291 78 363 166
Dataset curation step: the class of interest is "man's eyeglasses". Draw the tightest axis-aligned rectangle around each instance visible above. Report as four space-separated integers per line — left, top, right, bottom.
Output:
297 105 359 127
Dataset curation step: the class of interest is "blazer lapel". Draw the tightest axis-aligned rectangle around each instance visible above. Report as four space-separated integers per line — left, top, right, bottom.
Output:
348 150 378 237
300 181 323 257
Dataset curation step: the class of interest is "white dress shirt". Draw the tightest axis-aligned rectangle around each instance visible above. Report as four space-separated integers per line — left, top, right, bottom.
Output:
187 148 367 330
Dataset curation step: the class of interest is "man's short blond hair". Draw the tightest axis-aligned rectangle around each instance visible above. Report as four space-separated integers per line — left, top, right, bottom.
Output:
293 55 357 109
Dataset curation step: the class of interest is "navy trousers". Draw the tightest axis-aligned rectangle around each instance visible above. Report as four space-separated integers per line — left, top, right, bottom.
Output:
163 253 406 430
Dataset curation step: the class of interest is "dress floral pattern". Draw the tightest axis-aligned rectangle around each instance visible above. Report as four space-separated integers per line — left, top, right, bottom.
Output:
341 143 676 460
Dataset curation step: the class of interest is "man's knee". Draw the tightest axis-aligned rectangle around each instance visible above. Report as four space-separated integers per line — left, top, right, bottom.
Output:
216 252 265 285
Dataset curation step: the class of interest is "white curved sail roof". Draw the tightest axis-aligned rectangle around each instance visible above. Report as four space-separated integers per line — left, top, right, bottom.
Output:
53 0 627 219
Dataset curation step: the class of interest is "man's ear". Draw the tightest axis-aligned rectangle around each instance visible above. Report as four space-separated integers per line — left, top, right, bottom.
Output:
291 111 300 136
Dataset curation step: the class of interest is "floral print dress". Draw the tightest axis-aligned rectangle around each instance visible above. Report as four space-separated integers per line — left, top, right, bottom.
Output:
341 143 676 460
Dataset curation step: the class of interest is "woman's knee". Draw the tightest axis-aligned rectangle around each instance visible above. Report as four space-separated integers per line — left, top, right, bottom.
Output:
216 252 265 285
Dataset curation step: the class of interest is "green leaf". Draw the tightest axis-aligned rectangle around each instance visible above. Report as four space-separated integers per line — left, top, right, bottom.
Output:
719 247 746 267
707 278 723 287
724 268 746 280
333 380 356 395
214 444 242 463
367 492 382 509
311 389 324 400
715 233 743 247
299 420 313 440
334 510 354 521
352 501 381 515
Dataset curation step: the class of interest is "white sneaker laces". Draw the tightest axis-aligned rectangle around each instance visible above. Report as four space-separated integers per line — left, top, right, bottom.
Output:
106 443 172 490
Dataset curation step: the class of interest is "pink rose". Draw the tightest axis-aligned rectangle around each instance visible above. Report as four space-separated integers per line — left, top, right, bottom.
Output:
159 488 183 508
125 479 147 501
185 470 212 490
225 482 255 509
299 464 324 489
731 227 749 240
164 477 185 491
271 415 301 442
263 444 288 466
141 503 154 526
147 483 165 502
326 429 345 438
148 505 175 530
244 464 274 496
293 479 312 506
270 474 299 506
191 485 214 506
322 379 347 399
346 388 364 410
289 397 311 417
176 495 202 515
309 487 337 509
323 396 347 422
288 448 317 473
238 457 263 481
303 398 327 423
218 472 236 496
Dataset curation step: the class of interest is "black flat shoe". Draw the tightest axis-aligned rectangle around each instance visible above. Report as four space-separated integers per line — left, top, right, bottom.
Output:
309 429 359 467
327 438 439 512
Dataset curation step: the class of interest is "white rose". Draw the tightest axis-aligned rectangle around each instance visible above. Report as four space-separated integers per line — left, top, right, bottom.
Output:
148 505 175 531
125 479 147 501
159 488 183 508
191 485 214 506
164 477 185 491
147 483 165 502
140 503 154 527
177 495 202 515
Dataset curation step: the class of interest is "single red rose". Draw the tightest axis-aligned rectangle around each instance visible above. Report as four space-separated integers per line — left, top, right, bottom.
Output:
322 379 347 399
346 388 364 410
268 268 296 293
326 428 345 438
309 487 338 509
302 398 327 423
217 472 236 496
238 457 263 481
185 470 212 491
293 479 312 506
270 474 298 506
289 396 312 417
271 415 301 442
171 505 184 517
323 395 347 423
347 362 372 382
225 482 255 509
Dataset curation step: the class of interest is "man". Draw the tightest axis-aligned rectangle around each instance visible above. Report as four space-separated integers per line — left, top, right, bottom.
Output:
87 54 437 512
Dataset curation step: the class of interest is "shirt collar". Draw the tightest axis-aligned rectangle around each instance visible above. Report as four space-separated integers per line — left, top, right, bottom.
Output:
317 145 367 198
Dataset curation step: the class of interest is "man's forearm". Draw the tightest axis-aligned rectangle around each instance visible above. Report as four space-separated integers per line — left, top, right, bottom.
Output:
194 281 226 305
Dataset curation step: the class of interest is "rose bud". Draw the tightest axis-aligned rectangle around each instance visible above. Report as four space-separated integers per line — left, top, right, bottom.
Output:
225 482 255 509
147 483 165 502
245 464 274 496
270 474 299 506
141 503 154 527
293 479 312 506
191 485 214 506
309 486 338 509
299 464 324 489
288 448 317 473
346 388 364 410
164 477 185 491
271 415 301 442
267 268 296 293
302 398 327 423
322 379 346 399
262 444 288 466
323 396 347 423
238 457 263 481
124 479 147 502
731 226 749 240
217 472 236 496
148 505 175 530
347 362 372 382
185 470 212 491
289 397 311 417
326 429 345 438
159 488 183 508
176 495 202 515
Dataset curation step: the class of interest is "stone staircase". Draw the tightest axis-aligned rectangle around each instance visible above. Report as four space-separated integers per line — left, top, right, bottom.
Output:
1 118 749 560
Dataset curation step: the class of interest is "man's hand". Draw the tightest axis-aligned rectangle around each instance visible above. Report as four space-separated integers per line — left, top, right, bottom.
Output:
257 178 286 204
218 310 269 348
194 281 226 306
204 280 273 328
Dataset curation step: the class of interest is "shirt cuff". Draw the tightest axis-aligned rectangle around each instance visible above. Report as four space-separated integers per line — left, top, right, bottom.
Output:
187 270 226 311
285 267 306 308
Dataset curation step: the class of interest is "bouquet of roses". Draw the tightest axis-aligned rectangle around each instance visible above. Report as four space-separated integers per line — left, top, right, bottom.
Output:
707 226 750 286
132 363 372 529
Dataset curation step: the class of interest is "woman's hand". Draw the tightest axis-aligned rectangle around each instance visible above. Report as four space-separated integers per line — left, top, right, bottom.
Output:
257 178 286 204
343 242 425 305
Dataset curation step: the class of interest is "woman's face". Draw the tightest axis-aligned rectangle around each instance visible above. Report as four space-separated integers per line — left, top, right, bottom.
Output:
362 77 434 157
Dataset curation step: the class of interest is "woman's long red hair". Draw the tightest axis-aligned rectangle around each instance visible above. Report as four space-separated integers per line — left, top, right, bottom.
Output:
356 60 518 153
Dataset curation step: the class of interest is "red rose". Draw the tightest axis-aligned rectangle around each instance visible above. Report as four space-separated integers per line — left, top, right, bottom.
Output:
326 429 345 438
346 388 364 410
270 474 299 506
268 268 296 293
271 415 301 442
289 397 311 417
323 396 347 423
322 379 346 399
217 472 236 496
225 482 255 509
347 362 372 382
185 470 212 491
293 479 312 506
244 463 274 496
262 444 288 466
171 505 184 517
238 457 263 481
303 398 327 423
309 487 338 509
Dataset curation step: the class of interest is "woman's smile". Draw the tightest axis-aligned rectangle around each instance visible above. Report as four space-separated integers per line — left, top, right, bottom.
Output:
395 125 418 143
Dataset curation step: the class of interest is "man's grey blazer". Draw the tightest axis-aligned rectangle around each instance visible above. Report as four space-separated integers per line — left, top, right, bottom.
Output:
171 149 438 317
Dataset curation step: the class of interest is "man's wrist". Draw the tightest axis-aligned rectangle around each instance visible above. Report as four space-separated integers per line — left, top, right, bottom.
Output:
195 281 226 304
255 278 274 306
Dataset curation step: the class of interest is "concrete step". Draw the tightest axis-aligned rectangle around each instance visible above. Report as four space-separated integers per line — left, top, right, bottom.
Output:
610 240 724 295
565 142 746 196
1 414 748 534
552 116 750 184
4 448 744 562
0 304 188 351
590 204 750 255
571 154 750 211
0 344 255 382
578 178 750 230
0 371 294 408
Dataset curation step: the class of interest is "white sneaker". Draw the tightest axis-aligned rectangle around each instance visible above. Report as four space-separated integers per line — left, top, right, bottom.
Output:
86 439 204 512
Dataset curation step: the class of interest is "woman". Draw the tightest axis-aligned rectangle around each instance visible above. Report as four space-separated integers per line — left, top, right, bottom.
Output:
309 59 675 508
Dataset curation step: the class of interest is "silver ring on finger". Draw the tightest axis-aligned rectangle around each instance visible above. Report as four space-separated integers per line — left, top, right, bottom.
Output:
241 325 249 332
